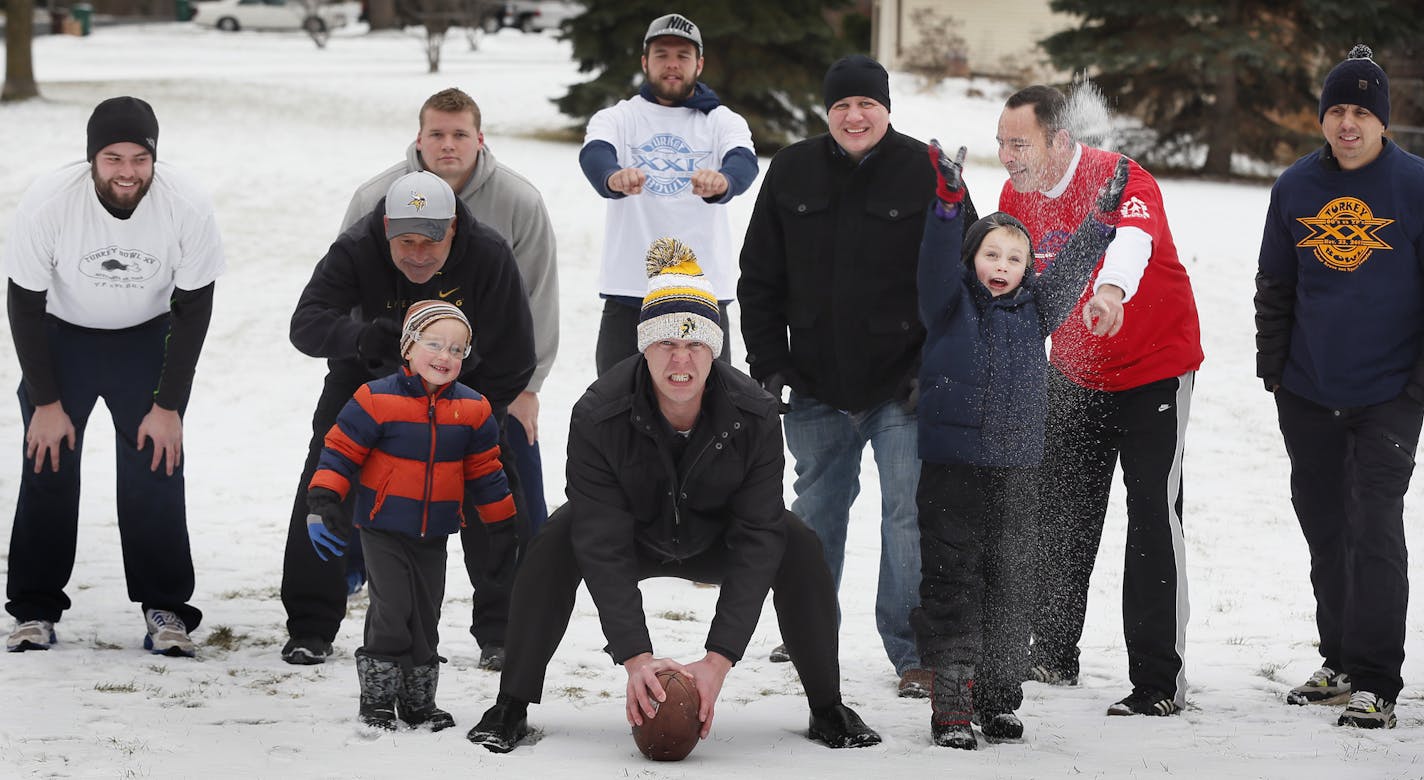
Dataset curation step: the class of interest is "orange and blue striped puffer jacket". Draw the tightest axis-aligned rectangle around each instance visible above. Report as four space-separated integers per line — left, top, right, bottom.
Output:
309 368 515 538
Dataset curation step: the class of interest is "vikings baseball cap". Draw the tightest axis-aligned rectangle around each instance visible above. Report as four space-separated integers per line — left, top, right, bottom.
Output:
384 170 456 241
644 13 701 52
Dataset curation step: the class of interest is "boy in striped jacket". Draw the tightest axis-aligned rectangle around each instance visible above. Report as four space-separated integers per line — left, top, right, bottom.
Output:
304 300 516 731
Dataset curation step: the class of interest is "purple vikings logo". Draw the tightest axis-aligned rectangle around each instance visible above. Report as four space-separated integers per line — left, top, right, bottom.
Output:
629 134 711 196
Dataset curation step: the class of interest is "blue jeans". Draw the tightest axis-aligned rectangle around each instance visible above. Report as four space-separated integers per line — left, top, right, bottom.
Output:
783 392 922 675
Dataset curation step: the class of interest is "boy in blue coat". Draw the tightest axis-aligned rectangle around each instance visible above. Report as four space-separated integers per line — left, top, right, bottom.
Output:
911 143 1127 749
305 300 517 732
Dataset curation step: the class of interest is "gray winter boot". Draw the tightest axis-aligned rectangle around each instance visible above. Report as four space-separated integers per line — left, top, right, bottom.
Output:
399 660 456 731
930 664 977 750
356 654 401 730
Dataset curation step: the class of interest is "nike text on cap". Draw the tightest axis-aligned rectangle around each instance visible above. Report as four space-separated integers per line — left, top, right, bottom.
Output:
644 13 701 52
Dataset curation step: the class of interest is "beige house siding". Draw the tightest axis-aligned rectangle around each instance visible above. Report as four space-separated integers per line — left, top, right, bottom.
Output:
873 0 1079 77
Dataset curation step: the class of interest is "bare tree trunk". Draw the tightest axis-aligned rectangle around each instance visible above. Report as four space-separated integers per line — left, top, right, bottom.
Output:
367 0 398 31
1202 1 1240 177
3 0 41 102
426 28 445 73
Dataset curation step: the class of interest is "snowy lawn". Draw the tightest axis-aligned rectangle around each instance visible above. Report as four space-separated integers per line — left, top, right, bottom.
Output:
0 22 1422 779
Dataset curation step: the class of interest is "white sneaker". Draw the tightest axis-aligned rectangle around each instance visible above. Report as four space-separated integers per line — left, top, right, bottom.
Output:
7 620 56 652
143 609 196 657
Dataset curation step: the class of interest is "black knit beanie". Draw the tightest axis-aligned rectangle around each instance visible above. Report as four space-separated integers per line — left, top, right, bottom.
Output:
87 96 159 162
1319 44 1389 127
823 54 890 111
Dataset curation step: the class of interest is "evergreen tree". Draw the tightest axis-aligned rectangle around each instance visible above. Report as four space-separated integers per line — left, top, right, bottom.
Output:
1042 1 1422 176
557 0 851 153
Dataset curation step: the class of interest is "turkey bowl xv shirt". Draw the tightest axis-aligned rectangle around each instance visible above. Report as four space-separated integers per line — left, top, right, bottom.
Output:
3 161 226 329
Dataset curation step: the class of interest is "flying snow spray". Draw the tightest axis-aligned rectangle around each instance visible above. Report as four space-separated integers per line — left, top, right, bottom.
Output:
1064 73 1115 151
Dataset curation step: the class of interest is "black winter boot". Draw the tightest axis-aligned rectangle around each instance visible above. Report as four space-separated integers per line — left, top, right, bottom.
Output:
807 702 882 748
398 661 456 731
356 654 401 730
467 693 530 753
931 664 977 750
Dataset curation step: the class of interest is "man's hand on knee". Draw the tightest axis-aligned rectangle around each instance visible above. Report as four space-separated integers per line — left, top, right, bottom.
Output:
25 401 76 474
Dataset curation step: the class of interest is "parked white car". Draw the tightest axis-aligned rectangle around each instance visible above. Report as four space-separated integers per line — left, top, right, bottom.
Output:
193 0 357 33
495 1 582 33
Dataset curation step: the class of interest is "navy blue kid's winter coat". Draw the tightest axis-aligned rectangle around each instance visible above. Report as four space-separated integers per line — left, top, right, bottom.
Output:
916 206 1115 467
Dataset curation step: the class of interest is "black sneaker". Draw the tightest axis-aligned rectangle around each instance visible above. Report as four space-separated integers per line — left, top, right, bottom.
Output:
769 642 791 663
1337 691 1396 729
808 703 882 748
478 645 506 672
467 697 530 753
1027 664 1079 686
281 636 332 665
1106 688 1180 716
1287 666 1350 706
974 710 1024 741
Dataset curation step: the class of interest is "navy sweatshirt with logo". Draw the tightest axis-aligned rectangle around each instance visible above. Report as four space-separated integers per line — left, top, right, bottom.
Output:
1256 139 1424 408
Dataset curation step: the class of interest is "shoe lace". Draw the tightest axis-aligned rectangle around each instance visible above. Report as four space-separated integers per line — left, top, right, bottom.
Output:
1307 667 1337 687
1346 690 1379 712
149 610 187 636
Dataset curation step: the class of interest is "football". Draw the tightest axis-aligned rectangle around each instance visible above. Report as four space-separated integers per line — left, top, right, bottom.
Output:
631 670 702 761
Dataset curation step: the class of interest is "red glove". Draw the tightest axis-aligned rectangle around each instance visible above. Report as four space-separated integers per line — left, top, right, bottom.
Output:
928 139 967 205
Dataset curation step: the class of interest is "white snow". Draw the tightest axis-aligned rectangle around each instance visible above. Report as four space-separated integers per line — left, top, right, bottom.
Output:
0 23 1421 779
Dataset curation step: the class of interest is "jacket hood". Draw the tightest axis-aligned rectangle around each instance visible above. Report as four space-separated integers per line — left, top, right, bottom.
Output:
407 142 499 199
638 81 722 114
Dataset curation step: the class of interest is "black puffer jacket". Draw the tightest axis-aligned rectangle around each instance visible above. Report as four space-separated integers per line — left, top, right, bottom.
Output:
566 356 787 664
738 127 977 412
290 198 535 409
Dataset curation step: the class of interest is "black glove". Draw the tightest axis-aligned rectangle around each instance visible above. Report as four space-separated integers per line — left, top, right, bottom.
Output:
357 318 403 375
306 487 350 562
928 139 968 206
761 369 805 414
484 518 519 590
900 376 920 414
1096 156 1131 217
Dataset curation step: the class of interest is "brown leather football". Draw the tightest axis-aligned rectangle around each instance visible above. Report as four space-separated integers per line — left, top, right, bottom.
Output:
631 670 702 761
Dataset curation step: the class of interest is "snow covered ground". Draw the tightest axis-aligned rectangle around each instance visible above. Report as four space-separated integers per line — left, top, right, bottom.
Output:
1 23 1422 779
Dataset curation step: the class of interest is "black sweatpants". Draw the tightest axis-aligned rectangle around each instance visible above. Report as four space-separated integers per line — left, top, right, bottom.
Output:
1276 387 1421 703
499 505 844 709
279 369 524 648
359 527 448 665
594 298 734 376
1031 369 1193 704
911 462 1032 714
6 315 200 630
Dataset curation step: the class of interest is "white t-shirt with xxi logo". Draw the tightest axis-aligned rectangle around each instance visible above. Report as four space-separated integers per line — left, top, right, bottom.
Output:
4 161 225 330
585 96 753 300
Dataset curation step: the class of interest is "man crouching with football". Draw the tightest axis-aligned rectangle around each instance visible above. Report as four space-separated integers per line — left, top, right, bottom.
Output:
466 238 881 753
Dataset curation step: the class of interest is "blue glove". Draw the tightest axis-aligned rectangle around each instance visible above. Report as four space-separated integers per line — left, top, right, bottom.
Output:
306 487 349 562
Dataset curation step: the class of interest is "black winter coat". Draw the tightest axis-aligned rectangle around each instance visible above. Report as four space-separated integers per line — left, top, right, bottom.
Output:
738 127 977 412
290 198 535 410
565 356 788 664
